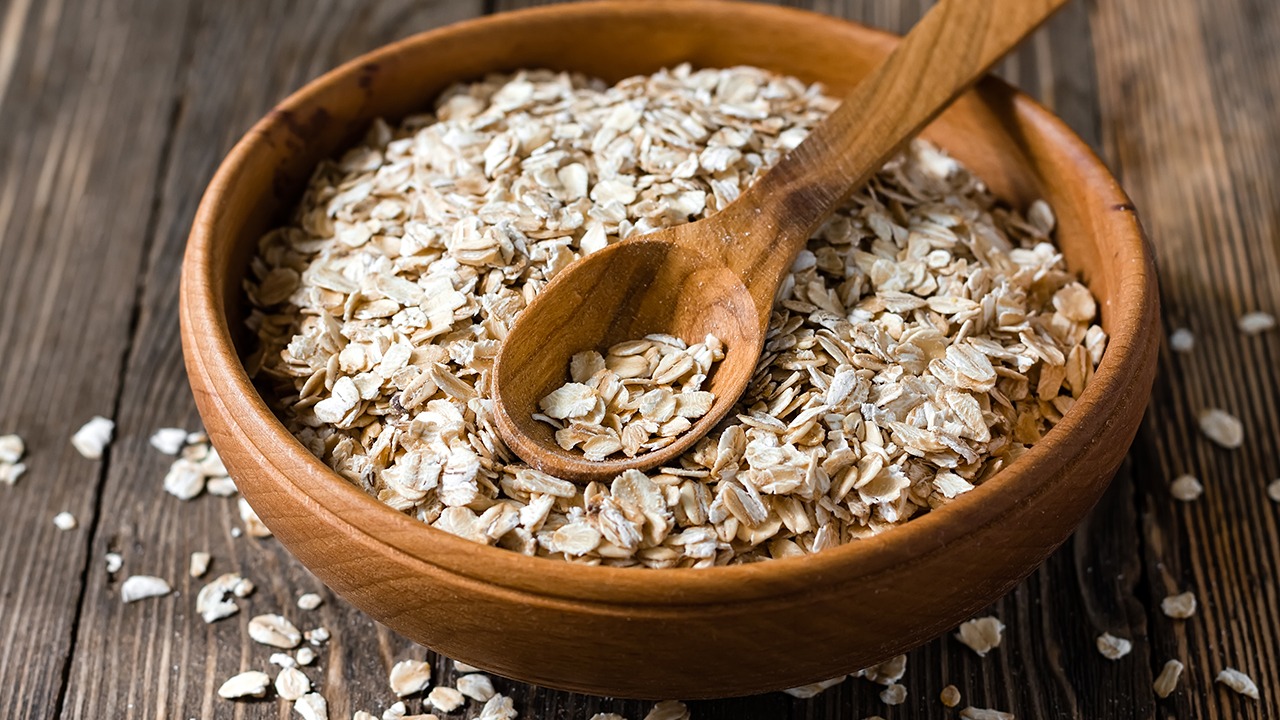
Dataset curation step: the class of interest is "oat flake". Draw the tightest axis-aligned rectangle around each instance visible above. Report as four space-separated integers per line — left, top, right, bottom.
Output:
1216 667 1259 699
1153 659 1183 698
1096 632 1132 660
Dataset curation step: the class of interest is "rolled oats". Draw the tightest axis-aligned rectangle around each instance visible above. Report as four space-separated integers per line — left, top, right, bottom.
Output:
1237 311 1276 335
1216 667 1259 699
1168 327 1194 353
456 673 496 702
1153 659 1183 698
782 675 844 698
197 573 245 623
960 709 1014 720
298 592 324 610
120 575 171 602
150 427 189 455
955 616 1004 656
940 685 961 707
189 551 211 577
1160 591 1196 619
1268 479 1280 503
218 670 271 699
52 511 77 531
0 434 24 464
389 659 433 697
1198 408 1243 449
295 692 329 720
1170 474 1203 501
426 686 465 712
536 336 723 459
72 416 114 459
0 461 25 485
249 613 302 649
276 666 312 701
247 66 1107 566
104 552 123 574
879 683 907 705
643 701 689 720
1095 632 1131 660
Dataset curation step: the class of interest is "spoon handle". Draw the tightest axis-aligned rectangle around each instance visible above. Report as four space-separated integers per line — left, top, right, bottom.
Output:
718 0 1069 310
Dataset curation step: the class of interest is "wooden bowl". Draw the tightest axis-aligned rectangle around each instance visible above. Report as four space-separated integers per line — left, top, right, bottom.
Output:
180 0 1158 700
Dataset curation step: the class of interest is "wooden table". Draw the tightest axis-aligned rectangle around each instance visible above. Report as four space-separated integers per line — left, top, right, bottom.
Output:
0 0 1275 718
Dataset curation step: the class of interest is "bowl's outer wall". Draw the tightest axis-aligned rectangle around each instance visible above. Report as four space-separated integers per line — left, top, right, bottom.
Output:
180 1 1159 699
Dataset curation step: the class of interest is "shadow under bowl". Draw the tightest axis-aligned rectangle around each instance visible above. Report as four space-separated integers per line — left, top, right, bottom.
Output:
180 0 1159 700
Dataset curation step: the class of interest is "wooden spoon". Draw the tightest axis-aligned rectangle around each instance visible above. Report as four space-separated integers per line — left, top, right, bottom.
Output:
493 0 1069 481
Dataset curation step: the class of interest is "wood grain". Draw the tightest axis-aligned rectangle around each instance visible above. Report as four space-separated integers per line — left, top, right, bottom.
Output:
1094 0 1280 716
0 0 1268 716
0 1 190 718
54 2 485 719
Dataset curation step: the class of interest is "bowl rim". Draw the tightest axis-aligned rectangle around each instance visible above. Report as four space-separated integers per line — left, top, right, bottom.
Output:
181 0 1156 607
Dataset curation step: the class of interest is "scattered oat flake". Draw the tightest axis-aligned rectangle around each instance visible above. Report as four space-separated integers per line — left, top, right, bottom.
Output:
207 476 238 496
189 551 211 578
1216 668 1259 699
295 691 329 720
0 461 26 485
782 675 844 698
298 592 323 610
150 427 189 455
879 683 907 705
1198 408 1243 449
1160 591 1197 619
643 700 689 720
456 673 496 702
239 498 273 537
53 511 77 530
218 670 271 699
1267 479 1280 503
1096 632 1132 660
105 552 122 574
71 416 114 459
941 685 961 707
353 713 376 720
0 434 24 463
276 666 312 701
296 647 317 666
116 573 168 602
1238 311 1276 335
1169 328 1195 353
427 686 465 712
382 702 407 720
1170 474 1203 501
271 652 297 668
960 709 1014 720
389 659 433 697
955 616 1004 656
249 614 302 649
478 694 517 720
1154 659 1184 698
164 458 205 500
589 715 626 720
198 574 245 623
306 626 330 645
453 660 481 673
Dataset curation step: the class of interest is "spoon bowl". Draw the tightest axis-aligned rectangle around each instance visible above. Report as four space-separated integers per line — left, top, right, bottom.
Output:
494 231 763 480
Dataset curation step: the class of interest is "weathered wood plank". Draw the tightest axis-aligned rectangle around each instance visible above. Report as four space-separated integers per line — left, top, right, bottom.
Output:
1093 0 1280 716
0 0 191 718
55 2 486 719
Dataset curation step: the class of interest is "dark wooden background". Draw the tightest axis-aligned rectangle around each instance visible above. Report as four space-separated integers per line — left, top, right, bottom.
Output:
1 0 1276 718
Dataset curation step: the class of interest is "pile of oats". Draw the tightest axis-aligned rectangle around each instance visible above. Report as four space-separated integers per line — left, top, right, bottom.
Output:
536 334 723 459
246 64 1106 567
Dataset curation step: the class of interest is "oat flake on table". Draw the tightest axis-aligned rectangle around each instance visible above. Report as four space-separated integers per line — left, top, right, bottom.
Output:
1169 474 1203 501
1153 659 1184 698
247 65 1107 567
